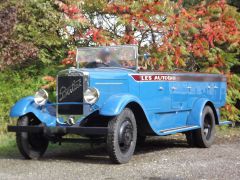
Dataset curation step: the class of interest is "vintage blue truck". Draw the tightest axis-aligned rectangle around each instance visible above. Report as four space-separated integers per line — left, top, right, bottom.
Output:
8 45 230 164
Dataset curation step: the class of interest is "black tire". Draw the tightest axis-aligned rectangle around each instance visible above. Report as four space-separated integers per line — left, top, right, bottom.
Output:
107 108 137 164
16 115 49 159
186 105 216 148
185 131 196 147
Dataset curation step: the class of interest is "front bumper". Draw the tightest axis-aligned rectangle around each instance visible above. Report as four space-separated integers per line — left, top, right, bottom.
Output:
8 125 108 135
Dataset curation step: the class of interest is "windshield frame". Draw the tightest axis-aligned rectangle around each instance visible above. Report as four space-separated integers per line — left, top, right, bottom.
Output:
76 45 139 71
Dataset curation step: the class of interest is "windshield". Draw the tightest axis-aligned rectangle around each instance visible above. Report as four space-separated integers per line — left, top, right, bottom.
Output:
76 45 138 70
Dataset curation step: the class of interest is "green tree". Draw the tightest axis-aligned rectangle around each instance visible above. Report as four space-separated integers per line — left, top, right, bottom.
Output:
0 0 67 70
228 0 240 9
0 0 68 133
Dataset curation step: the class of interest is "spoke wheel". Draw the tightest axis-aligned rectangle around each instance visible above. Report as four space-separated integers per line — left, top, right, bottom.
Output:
107 108 137 164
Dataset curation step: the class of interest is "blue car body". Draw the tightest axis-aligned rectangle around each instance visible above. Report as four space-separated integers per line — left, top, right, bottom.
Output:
8 45 231 164
10 67 228 136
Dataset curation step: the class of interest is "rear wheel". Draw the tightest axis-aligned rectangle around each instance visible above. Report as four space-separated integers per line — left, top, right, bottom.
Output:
16 115 49 159
107 108 137 164
186 105 216 148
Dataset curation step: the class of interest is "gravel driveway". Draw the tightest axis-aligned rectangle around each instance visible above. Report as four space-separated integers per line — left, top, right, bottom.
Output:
0 135 240 180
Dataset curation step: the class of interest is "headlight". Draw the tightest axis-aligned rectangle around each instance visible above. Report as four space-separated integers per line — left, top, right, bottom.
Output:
84 88 100 104
34 89 48 106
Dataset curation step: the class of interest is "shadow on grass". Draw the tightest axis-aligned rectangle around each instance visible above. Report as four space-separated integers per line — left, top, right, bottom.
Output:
1 127 239 164
0 135 188 164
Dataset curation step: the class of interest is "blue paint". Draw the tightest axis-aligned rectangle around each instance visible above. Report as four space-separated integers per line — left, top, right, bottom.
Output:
10 96 35 117
10 67 227 136
99 94 143 116
186 98 211 127
159 125 200 136
10 96 57 126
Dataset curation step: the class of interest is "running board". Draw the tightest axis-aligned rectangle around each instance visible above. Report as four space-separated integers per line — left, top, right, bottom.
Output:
219 121 232 126
159 125 200 135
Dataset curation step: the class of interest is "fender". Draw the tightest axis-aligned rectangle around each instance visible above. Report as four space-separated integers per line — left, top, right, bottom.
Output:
187 98 218 127
10 96 56 126
99 94 159 136
99 94 146 116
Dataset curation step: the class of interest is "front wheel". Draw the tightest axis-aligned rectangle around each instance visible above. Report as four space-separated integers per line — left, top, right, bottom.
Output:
16 115 49 159
107 108 137 164
186 105 216 148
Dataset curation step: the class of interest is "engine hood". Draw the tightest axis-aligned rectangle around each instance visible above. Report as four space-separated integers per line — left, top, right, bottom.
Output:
78 68 135 108
80 68 135 80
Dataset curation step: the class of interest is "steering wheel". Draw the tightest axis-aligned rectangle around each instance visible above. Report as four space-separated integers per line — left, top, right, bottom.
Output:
85 61 109 68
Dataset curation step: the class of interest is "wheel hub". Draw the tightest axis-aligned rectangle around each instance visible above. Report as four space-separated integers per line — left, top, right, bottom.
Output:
203 114 212 140
123 128 132 146
118 120 133 153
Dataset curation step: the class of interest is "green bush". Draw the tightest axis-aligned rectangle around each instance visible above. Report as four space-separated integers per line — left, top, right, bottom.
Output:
0 65 61 134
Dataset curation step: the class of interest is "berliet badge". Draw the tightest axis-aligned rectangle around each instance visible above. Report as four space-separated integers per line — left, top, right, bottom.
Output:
59 79 82 101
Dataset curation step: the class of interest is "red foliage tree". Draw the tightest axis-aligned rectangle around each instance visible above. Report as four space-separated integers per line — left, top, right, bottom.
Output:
0 6 38 70
58 0 240 121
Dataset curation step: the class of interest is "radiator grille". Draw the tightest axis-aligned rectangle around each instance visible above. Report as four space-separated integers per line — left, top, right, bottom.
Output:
57 75 83 115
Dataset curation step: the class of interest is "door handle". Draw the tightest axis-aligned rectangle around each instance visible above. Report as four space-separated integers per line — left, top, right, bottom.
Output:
171 86 177 91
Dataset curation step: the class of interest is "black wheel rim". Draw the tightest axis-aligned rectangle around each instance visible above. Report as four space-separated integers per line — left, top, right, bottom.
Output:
203 113 212 140
118 119 133 153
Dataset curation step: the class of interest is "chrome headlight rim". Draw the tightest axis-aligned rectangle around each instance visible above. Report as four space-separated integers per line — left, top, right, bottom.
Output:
83 87 100 105
34 89 49 106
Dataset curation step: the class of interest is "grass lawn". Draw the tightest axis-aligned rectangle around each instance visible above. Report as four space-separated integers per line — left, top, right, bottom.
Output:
0 134 17 156
0 126 239 158
0 133 92 158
